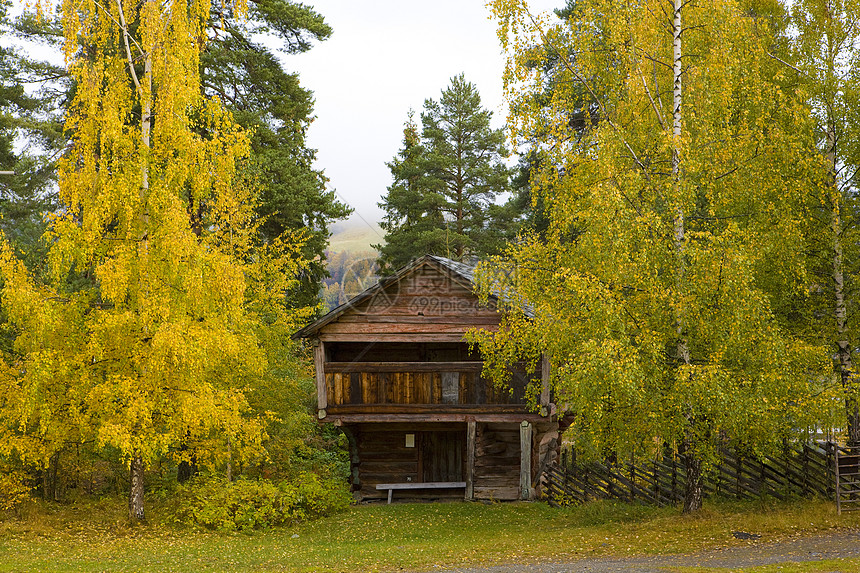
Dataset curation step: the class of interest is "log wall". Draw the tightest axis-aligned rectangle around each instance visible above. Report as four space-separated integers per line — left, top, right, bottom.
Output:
474 423 521 500
350 423 468 501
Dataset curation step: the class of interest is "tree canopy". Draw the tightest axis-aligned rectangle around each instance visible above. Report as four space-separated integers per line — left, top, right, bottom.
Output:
2 0 349 305
201 0 351 304
783 0 860 443
477 0 832 512
0 1 64 270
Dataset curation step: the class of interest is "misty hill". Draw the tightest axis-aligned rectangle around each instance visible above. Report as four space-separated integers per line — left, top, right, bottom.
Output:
323 216 383 310
328 216 384 254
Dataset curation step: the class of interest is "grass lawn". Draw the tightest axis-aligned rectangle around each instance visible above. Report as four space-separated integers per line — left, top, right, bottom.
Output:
1 497 859 572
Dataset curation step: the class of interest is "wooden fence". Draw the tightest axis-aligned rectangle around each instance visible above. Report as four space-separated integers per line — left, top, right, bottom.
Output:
542 442 844 508
835 443 860 514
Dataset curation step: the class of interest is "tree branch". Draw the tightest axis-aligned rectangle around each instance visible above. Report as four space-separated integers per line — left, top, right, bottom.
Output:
521 10 650 175
766 51 806 77
638 65 668 131
114 0 143 93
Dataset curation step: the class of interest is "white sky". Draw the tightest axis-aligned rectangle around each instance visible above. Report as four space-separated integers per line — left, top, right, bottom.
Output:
291 0 560 230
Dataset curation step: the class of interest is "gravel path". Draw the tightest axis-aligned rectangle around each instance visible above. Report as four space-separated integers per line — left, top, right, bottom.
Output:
419 530 860 572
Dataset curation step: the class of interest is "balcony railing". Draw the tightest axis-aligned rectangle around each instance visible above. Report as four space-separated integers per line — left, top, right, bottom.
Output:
324 361 528 407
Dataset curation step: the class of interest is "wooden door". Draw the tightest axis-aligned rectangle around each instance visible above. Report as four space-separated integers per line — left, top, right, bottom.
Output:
421 431 464 482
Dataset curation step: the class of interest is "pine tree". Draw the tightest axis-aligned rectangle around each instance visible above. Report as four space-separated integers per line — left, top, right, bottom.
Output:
202 0 352 304
0 4 65 270
376 75 511 271
6 0 350 304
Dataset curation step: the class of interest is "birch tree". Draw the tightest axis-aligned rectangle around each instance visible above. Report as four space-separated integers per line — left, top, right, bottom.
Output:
479 0 829 512
0 0 313 520
784 0 860 444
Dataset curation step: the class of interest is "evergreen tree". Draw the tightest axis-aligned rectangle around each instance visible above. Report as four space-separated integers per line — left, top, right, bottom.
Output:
0 2 65 270
376 75 511 271
202 0 351 304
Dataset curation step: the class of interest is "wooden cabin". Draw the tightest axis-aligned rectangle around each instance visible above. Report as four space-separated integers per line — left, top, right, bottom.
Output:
294 255 561 502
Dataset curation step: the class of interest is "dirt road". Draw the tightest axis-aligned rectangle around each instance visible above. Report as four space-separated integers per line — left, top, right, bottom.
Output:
422 530 860 572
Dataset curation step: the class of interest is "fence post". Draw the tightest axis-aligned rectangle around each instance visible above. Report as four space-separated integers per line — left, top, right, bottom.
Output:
736 455 742 499
563 460 569 501
583 462 589 502
835 444 842 515
671 454 678 502
716 443 723 497
630 451 636 503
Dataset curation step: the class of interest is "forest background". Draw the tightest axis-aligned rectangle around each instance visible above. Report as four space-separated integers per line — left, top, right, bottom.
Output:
0 0 859 526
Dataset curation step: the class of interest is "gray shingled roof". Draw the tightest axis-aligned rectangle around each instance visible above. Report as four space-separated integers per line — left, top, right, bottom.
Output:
427 255 477 284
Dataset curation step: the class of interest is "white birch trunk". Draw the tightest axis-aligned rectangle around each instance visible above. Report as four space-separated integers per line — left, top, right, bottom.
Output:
129 453 145 521
119 0 152 520
819 20 860 445
671 0 689 366
669 0 703 513
828 126 860 444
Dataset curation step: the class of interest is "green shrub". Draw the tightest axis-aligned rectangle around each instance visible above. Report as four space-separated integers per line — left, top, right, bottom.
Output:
175 472 351 531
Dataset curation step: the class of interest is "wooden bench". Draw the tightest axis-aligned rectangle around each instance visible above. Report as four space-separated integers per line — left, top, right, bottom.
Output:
375 481 467 504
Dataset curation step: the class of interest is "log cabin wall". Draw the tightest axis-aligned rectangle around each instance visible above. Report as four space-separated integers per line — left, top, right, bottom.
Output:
473 423 521 500
349 423 468 501
294 256 562 502
323 354 529 408
347 421 559 502
471 422 558 501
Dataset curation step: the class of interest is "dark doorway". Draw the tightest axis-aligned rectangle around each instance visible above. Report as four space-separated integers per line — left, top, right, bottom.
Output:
421 431 464 482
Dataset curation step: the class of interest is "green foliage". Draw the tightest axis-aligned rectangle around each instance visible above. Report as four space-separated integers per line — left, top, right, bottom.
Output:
783 0 860 441
481 0 832 497
0 1 64 271
201 0 352 305
174 472 351 531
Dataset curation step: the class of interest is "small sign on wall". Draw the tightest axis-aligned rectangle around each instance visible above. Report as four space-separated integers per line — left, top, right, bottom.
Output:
405 433 415 448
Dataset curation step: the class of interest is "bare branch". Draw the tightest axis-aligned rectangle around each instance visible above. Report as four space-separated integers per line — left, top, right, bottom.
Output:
638 65 668 131
521 11 650 174
115 0 143 93
766 51 807 77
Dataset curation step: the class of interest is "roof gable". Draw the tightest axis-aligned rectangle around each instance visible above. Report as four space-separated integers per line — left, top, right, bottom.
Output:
293 255 494 340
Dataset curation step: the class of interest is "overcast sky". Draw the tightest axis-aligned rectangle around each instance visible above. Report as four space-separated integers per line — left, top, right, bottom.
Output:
291 0 559 230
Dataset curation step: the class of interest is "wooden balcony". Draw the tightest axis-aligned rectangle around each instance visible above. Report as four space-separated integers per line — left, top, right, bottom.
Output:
323 361 528 408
